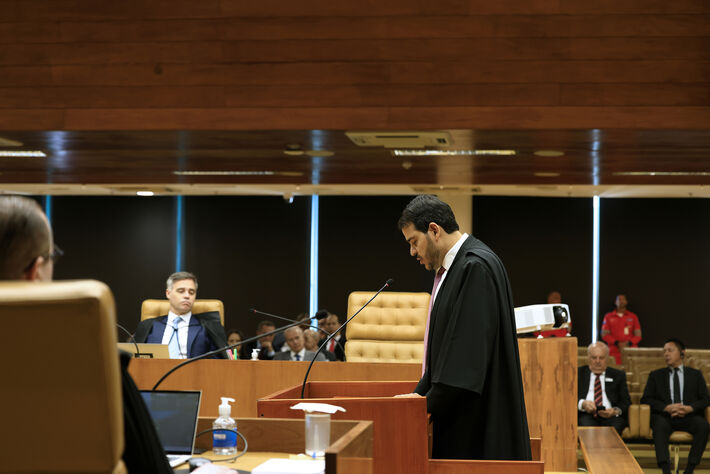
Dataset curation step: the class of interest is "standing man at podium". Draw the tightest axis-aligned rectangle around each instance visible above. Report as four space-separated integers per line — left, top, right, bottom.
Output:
396 195 531 461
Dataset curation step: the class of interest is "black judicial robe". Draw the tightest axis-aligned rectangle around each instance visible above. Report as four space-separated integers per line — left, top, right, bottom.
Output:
414 235 531 460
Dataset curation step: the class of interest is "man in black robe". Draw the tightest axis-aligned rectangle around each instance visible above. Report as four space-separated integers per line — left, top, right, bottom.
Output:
396 194 531 460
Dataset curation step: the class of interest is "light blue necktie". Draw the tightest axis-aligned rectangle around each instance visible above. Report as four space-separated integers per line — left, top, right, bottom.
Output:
168 317 182 359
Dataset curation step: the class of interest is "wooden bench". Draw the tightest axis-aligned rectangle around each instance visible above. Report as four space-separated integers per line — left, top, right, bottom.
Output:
578 426 643 473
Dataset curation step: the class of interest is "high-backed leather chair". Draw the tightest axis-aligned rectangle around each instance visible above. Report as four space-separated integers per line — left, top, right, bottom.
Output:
140 299 224 326
0 280 126 473
344 291 430 363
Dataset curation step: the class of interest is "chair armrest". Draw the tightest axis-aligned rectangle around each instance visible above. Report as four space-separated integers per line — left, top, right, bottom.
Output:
705 406 710 424
627 404 640 438
639 404 652 439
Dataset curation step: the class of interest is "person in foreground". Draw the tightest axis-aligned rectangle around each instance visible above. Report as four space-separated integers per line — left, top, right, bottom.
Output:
395 194 531 460
641 338 710 474
134 271 228 359
578 342 631 435
0 196 234 474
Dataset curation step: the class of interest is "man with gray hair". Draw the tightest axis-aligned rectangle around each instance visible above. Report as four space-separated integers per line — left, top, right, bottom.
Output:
134 271 228 359
274 326 327 362
578 341 631 435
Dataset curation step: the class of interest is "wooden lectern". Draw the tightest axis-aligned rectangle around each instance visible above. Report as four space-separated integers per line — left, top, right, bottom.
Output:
258 381 544 474
259 381 427 474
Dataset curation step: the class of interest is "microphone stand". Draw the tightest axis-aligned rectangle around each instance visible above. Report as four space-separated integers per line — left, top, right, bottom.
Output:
250 308 346 359
300 278 392 398
116 323 142 357
151 317 308 390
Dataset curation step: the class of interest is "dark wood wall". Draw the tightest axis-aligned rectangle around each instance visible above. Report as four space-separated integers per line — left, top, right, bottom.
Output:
473 196 594 344
2 1 709 130
49 195 710 348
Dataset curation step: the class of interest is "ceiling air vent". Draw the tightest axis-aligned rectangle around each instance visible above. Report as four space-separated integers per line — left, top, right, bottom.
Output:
345 131 452 148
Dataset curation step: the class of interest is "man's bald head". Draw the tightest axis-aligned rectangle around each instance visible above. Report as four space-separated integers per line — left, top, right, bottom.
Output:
0 196 53 281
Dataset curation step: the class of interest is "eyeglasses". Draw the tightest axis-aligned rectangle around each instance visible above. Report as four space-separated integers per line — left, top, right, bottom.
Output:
24 244 63 272
45 244 64 264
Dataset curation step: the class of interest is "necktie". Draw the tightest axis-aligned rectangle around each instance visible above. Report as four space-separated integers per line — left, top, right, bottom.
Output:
328 339 335 353
168 317 182 359
422 266 446 375
294 353 301 361
594 374 603 410
673 368 681 404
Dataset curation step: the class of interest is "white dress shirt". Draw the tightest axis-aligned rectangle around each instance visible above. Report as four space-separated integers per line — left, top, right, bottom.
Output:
579 370 615 412
162 311 192 359
432 233 469 303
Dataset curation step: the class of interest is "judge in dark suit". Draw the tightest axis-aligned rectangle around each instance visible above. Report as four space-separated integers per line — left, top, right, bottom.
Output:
395 195 531 461
641 338 710 474
578 342 631 435
273 326 326 362
134 272 227 359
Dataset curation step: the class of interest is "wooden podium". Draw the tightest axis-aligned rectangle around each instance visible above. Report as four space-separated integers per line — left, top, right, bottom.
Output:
258 381 427 474
257 381 544 474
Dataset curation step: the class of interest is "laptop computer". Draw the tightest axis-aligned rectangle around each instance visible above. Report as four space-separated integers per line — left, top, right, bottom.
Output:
118 342 171 359
140 390 202 468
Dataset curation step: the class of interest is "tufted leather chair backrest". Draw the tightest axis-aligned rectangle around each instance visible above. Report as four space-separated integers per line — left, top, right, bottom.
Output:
140 299 224 326
344 291 430 363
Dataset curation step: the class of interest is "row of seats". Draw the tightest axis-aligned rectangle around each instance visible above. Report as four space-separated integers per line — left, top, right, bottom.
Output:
578 346 710 443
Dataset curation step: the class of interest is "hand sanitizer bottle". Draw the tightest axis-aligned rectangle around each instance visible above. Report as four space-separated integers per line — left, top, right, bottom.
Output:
213 397 237 455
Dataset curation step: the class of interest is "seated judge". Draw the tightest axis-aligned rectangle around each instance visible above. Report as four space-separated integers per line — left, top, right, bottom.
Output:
274 326 327 362
134 272 227 359
303 328 336 361
641 338 710 474
578 342 631 435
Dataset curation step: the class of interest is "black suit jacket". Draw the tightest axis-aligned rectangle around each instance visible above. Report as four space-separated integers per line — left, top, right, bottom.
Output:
134 311 228 359
641 365 710 415
578 366 631 416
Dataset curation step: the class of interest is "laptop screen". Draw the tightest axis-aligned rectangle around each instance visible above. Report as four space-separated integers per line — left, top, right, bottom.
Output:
140 390 202 455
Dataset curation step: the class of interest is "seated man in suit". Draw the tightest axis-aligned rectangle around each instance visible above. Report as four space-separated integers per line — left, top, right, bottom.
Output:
303 328 336 361
323 312 347 361
134 272 227 359
274 326 326 362
641 338 710 474
244 320 279 360
578 341 631 435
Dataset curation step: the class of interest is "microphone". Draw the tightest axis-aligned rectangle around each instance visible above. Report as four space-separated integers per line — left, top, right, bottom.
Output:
250 308 345 359
151 316 307 390
300 278 393 398
116 323 142 357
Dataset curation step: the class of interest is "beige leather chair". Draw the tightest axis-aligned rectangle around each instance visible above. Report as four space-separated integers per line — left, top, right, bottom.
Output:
0 280 126 473
344 291 430 363
141 298 224 325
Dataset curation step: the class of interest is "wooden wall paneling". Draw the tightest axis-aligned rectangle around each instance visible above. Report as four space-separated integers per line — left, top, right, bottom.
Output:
518 337 578 472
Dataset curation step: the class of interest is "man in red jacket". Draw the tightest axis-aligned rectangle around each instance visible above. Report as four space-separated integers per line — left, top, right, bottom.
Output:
601 294 642 364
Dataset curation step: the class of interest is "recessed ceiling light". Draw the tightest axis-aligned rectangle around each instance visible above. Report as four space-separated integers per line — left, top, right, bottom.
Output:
173 170 303 176
613 171 710 176
392 149 516 156
0 137 23 147
534 150 565 157
305 150 334 157
136 191 154 197
0 150 46 157
534 172 560 177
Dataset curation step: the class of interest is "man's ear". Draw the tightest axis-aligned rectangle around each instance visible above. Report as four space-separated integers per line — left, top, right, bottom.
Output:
165 288 171 298
428 222 440 238
22 257 43 281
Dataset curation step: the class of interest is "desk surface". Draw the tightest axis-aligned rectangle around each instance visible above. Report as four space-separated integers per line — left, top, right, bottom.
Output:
177 451 293 472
